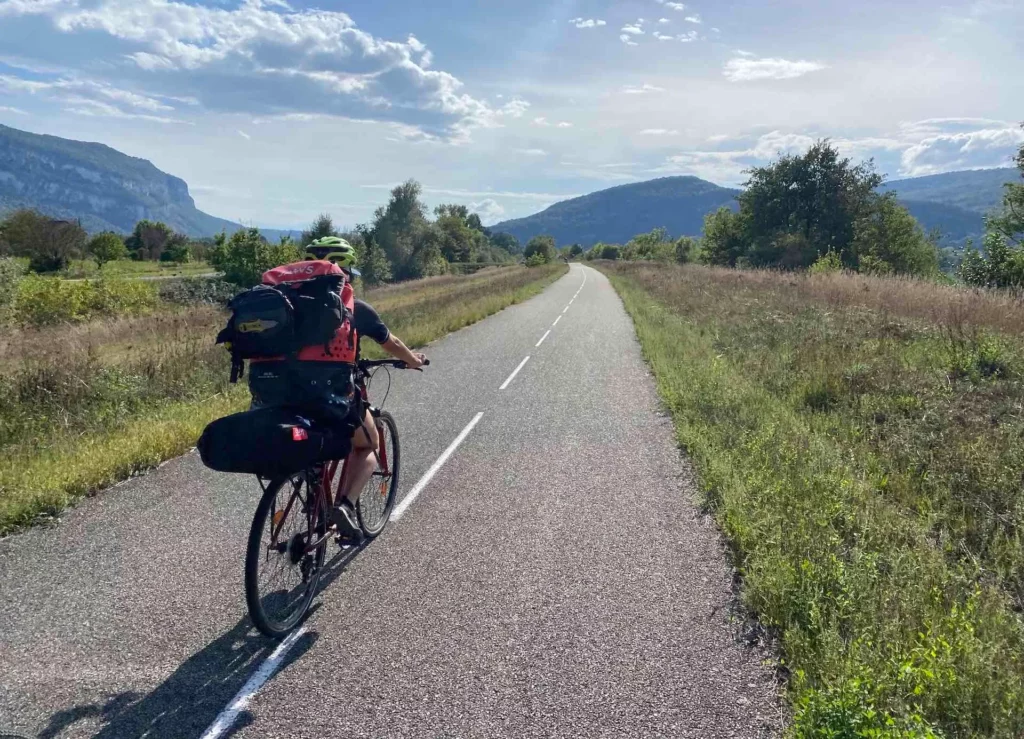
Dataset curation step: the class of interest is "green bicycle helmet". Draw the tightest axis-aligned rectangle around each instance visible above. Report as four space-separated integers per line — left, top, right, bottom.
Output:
306 236 360 276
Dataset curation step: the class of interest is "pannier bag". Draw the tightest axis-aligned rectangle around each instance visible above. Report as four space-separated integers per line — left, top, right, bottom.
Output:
197 406 353 478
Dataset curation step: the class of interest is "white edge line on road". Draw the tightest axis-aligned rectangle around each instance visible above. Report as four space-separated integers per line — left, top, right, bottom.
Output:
562 306 569 314
201 626 309 739
499 355 531 391
391 412 485 521
535 330 551 347
553 315 562 327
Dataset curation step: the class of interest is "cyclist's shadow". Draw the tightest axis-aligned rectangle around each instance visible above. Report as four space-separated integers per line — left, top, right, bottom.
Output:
37 544 366 739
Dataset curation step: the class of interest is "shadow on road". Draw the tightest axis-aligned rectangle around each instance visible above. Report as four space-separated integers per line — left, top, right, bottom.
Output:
37 543 365 738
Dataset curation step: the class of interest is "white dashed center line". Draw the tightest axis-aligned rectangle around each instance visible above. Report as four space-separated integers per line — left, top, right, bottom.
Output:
499 355 531 390
391 412 485 521
201 626 310 739
553 315 562 327
536 330 551 347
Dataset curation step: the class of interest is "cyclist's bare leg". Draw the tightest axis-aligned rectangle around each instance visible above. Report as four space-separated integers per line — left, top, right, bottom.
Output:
340 410 379 506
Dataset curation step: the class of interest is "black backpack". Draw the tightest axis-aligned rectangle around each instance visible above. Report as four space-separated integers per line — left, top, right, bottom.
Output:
217 273 350 380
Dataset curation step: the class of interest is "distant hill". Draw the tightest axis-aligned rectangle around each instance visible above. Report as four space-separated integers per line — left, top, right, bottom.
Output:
491 177 740 247
492 168 1019 248
881 168 1016 215
0 124 296 240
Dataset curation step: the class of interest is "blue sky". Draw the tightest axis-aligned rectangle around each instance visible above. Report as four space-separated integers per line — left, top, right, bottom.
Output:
0 0 1021 229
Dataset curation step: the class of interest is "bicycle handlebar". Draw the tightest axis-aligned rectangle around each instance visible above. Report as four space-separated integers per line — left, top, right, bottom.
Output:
358 358 430 371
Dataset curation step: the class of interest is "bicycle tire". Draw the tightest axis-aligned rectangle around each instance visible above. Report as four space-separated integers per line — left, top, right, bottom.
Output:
245 472 327 638
357 411 400 538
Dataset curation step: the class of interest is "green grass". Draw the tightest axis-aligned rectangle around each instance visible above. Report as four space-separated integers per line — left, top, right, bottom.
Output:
9 257 215 279
601 262 1024 738
0 264 566 535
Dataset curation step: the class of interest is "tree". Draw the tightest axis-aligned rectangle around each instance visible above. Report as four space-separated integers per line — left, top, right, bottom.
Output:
489 232 521 254
598 244 621 260
674 236 699 264
740 141 881 268
568 243 585 259
852 193 938 276
0 210 86 273
125 220 174 260
216 228 303 286
524 235 557 264
353 224 392 287
159 233 192 263
87 232 128 269
434 204 488 263
987 125 1024 248
959 126 1024 288
701 207 748 266
301 213 337 246
370 180 430 280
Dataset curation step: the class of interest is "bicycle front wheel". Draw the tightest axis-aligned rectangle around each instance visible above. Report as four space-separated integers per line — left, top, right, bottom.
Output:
245 472 327 638
357 411 400 538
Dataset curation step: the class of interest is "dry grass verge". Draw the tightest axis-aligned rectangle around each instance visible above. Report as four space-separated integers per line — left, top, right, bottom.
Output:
602 262 1024 738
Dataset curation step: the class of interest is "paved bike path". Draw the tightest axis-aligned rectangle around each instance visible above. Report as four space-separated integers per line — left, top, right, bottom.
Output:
0 265 780 738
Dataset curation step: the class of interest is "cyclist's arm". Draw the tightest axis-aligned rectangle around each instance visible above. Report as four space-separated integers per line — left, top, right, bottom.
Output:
354 299 425 369
380 335 426 369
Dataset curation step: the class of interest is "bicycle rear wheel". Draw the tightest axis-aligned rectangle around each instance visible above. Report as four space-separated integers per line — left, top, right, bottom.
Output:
245 472 327 638
357 411 400 537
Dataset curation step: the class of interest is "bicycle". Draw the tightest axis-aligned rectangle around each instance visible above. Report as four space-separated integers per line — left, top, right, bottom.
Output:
243 357 426 638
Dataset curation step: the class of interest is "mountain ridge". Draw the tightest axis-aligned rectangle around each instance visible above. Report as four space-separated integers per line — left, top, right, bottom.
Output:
0 123 296 240
492 168 1018 247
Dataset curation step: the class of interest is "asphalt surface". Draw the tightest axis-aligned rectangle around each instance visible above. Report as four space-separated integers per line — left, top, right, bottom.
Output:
0 264 781 738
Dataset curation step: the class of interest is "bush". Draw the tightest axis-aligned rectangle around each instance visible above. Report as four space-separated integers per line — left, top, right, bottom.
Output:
524 235 557 264
599 244 621 260
524 253 547 267
809 249 843 275
158 277 237 306
210 228 303 286
13 275 158 326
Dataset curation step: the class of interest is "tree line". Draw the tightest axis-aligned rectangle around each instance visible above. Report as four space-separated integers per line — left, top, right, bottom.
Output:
571 132 1024 289
0 179 549 284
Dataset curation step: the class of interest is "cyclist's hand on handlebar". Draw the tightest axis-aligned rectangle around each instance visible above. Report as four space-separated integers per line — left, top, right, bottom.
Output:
405 352 428 370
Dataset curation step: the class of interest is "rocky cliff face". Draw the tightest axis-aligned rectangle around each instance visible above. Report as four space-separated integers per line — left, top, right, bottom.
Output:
0 124 243 236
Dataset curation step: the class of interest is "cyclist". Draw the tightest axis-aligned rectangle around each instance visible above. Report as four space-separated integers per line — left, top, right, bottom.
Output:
302 237 426 539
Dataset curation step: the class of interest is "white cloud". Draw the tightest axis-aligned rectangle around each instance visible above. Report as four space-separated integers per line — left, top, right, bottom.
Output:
723 56 827 82
677 31 699 42
656 0 687 10
469 198 505 224
640 128 680 135
653 32 674 41
516 148 548 156
684 15 701 23
620 24 644 35
734 49 755 57
569 17 606 28
0 0 518 141
237 129 251 140
0 73 188 122
621 83 665 94
658 18 670 23
533 117 573 129
900 125 1024 176
619 34 639 46
0 105 28 114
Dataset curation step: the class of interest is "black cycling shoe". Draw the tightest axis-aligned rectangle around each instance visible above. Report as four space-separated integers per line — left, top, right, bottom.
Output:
331 499 363 543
